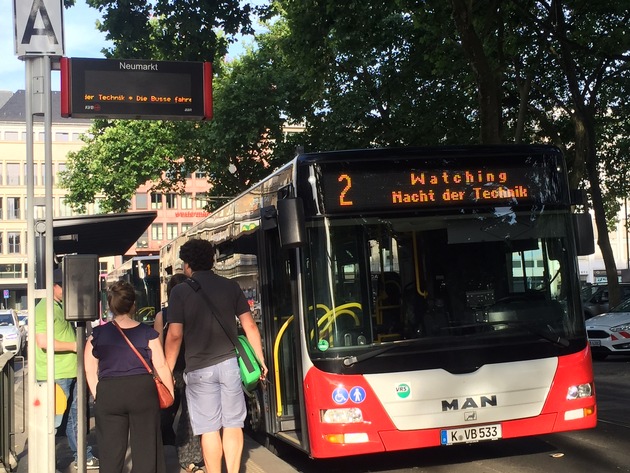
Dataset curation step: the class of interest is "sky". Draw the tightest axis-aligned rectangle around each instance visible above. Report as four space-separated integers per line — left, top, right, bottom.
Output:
1 0 114 93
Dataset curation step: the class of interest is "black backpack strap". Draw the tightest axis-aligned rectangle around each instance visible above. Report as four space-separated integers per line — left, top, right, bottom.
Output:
186 277 239 348
185 277 200 292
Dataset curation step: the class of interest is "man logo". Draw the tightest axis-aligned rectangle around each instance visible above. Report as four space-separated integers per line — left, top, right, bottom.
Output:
396 383 411 399
441 395 498 411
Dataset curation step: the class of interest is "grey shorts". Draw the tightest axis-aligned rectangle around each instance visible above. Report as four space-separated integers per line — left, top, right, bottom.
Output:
184 357 246 435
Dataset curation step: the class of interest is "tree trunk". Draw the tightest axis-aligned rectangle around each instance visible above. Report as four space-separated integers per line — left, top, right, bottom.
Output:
449 0 502 144
579 115 621 306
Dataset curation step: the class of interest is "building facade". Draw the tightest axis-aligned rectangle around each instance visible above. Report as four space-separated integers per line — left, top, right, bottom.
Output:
0 90 212 310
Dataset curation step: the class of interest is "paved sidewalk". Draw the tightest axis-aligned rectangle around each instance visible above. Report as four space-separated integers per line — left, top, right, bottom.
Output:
11 367 296 473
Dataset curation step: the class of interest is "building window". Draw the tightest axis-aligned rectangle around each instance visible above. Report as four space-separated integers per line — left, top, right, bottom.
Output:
7 197 20 219
195 194 208 209
0 232 3 254
181 223 193 233
166 223 178 240
195 171 206 179
0 198 3 220
40 163 46 186
55 163 67 185
4 131 19 140
8 232 20 254
166 193 178 209
0 263 22 278
137 230 149 248
136 193 148 210
151 224 163 241
72 133 82 141
55 132 69 141
7 163 20 186
94 198 104 214
58 197 73 217
151 193 163 210
181 193 193 210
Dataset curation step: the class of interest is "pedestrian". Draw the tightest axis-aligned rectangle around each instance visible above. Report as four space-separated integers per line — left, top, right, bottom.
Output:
164 238 268 473
84 280 174 473
34 268 100 470
154 272 204 473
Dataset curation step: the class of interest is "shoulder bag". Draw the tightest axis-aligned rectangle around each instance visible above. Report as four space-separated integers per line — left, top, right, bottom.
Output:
185 278 262 392
112 321 174 408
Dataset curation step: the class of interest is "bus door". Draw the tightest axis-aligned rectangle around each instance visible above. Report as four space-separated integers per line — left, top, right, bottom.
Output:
259 223 307 452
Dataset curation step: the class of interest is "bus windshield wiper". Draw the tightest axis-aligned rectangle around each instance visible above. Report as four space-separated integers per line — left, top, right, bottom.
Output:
480 320 569 347
342 339 424 367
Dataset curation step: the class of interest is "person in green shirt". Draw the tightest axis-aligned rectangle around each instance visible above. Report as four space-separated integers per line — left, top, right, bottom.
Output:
35 268 99 470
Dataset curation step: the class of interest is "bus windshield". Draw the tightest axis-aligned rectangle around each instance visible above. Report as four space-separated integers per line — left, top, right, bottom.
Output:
302 208 583 356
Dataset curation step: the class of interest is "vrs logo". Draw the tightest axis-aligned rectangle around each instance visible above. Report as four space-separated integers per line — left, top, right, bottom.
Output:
396 383 411 399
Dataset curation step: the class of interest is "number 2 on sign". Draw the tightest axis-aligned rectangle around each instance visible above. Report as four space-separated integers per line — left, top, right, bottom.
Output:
338 174 353 206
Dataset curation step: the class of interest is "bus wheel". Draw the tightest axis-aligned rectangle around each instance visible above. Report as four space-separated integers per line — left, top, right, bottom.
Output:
246 389 263 433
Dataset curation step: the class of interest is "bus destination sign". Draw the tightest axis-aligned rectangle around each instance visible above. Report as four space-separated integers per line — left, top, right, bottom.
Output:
60 57 212 120
319 161 561 213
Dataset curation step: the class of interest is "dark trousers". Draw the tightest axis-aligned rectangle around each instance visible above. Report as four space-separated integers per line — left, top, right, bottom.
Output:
95 374 165 473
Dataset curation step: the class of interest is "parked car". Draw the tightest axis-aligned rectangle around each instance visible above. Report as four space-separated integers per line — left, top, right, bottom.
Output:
0 309 25 356
17 312 28 347
587 298 630 360
583 283 630 319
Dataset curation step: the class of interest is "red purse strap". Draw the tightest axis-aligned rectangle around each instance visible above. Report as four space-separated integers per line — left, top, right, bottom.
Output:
112 321 154 375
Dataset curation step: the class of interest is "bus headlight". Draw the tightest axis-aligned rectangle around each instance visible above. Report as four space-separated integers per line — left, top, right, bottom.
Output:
321 407 364 424
566 383 592 400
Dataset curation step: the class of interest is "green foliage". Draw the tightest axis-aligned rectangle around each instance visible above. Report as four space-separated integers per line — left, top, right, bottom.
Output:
63 0 630 244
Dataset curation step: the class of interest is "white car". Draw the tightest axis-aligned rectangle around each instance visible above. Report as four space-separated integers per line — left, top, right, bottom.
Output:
0 309 24 356
586 299 630 360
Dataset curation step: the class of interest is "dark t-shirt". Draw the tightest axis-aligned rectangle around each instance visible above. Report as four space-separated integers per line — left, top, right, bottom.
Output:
91 322 159 378
162 307 186 373
167 271 251 373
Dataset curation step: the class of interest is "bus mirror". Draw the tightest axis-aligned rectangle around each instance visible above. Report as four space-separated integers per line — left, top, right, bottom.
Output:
277 198 306 249
260 206 278 230
573 213 595 256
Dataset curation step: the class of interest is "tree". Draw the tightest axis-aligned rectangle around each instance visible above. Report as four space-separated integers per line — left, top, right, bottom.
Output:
274 0 479 150
85 0 255 63
61 21 306 212
532 0 630 306
63 0 630 303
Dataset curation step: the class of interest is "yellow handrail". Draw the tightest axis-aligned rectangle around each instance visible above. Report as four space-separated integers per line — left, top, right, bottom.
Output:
413 231 429 298
272 302 362 417
273 315 294 417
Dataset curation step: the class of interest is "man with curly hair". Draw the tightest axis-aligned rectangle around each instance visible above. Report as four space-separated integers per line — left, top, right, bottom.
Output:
165 238 267 473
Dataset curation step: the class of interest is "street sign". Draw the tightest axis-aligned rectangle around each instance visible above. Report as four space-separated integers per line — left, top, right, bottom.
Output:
13 0 64 57
60 57 213 120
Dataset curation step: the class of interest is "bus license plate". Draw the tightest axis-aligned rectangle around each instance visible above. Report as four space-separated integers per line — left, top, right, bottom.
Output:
440 424 502 445
589 340 601 347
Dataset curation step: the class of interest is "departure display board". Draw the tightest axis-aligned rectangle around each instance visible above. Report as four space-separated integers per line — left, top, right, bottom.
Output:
317 156 564 213
60 57 212 120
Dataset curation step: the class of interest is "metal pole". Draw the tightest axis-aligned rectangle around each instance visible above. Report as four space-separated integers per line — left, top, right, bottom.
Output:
625 199 629 270
26 55 57 473
44 54 58 473
76 322 86 473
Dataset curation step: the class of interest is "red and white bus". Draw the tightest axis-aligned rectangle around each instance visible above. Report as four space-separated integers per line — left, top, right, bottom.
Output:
160 145 597 458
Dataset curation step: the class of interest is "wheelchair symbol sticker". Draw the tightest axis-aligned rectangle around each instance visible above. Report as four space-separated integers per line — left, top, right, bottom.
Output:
332 387 349 404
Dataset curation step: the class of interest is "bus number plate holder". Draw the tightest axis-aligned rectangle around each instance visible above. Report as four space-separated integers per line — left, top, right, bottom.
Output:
440 424 502 445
